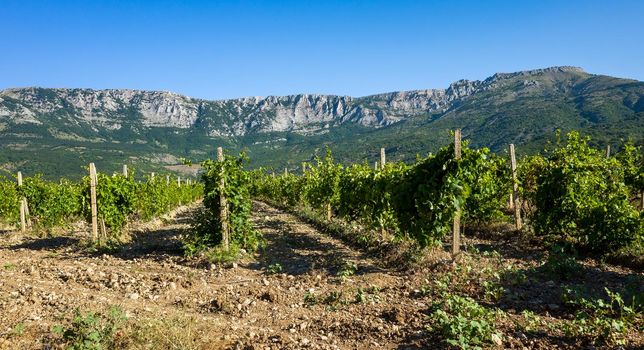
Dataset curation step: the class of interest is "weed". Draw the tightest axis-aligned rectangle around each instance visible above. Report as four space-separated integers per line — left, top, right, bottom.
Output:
51 306 127 350
419 284 431 297
560 287 637 346
266 263 283 274
12 322 25 336
355 288 366 303
204 243 241 264
354 287 381 304
500 265 528 286
336 260 357 278
540 245 584 280
516 310 543 334
435 274 450 292
428 293 503 349
304 290 317 305
482 280 505 302
323 291 344 305
127 315 218 349
3 262 15 270
482 250 501 260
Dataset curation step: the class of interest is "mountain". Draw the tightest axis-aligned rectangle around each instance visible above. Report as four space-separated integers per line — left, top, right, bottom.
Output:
1 66 642 179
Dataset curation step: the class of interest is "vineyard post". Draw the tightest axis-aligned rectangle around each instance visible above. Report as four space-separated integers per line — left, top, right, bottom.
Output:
166 175 170 185
380 147 386 168
122 164 128 177
509 144 522 230
100 218 107 244
17 171 26 233
374 161 378 170
452 129 462 258
24 197 31 228
606 145 611 158
302 162 306 173
217 147 230 250
284 168 288 176
151 172 155 179
509 192 514 209
177 176 181 186
89 163 98 242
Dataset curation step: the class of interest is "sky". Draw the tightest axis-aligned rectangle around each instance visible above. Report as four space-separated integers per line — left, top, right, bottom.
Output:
1 0 643 100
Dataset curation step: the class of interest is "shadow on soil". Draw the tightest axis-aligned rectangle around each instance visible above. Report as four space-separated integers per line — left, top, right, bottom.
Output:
248 207 385 277
7 236 80 251
103 209 197 262
3 209 196 264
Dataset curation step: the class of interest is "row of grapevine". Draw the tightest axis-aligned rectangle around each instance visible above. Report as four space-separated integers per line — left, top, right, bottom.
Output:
519 132 643 254
0 167 202 241
184 151 262 258
251 139 510 248
250 131 643 255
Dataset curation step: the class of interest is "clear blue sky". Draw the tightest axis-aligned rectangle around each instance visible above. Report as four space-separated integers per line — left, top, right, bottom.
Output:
1 0 642 100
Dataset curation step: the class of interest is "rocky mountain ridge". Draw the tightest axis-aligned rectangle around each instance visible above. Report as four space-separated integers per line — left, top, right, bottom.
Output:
0 66 587 137
2 65 642 179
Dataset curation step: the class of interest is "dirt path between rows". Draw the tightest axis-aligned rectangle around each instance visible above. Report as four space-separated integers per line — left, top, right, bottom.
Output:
0 201 431 349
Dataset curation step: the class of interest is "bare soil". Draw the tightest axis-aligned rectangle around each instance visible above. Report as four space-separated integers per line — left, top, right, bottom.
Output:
0 201 641 349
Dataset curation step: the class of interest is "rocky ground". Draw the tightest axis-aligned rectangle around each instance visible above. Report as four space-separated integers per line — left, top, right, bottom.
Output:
0 202 642 349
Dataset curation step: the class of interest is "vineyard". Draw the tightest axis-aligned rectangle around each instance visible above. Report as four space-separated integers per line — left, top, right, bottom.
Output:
0 166 202 243
250 131 643 256
0 131 643 349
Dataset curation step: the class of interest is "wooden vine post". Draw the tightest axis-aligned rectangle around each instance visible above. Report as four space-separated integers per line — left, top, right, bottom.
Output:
284 168 288 176
166 175 170 185
89 163 98 242
509 144 522 230
17 171 29 232
452 129 462 258
122 164 128 177
606 145 611 158
380 147 386 168
218 147 230 250
177 176 181 186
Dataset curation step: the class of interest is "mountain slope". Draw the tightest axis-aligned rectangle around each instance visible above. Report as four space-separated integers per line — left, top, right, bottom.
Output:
1 66 642 178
